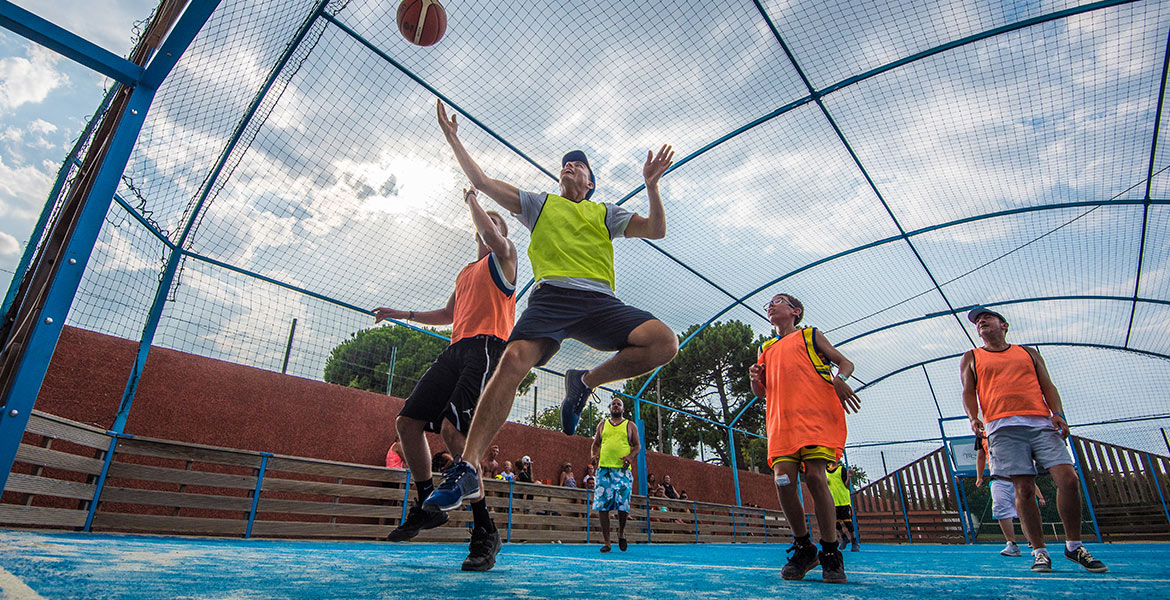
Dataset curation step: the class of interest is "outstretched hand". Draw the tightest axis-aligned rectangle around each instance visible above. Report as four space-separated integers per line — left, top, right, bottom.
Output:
436 99 458 139
373 307 408 323
643 144 674 187
834 378 861 414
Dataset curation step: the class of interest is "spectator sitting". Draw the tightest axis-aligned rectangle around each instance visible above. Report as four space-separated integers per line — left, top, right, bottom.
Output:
385 441 405 470
662 474 679 499
679 490 689 500
432 451 454 473
582 464 596 490
496 460 516 481
559 462 578 487
646 472 657 493
516 456 534 483
482 444 502 479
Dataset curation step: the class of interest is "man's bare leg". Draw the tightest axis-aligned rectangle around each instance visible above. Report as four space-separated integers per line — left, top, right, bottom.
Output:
599 511 611 549
1050 465 1083 543
803 459 839 544
580 320 678 389
395 416 433 486
1014 475 1045 550
773 462 807 538
998 518 1017 543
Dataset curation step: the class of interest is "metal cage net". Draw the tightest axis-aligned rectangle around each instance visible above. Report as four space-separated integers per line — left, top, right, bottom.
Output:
51 0 1170 475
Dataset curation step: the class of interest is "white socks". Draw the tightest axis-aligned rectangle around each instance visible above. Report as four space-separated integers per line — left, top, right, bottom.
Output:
1066 540 1084 552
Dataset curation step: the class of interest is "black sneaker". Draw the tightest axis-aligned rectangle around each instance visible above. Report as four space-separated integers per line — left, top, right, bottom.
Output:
1064 546 1108 573
386 504 449 541
1031 550 1053 573
462 526 501 572
819 548 847 584
559 369 592 435
422 461 481 513
780 541 820 580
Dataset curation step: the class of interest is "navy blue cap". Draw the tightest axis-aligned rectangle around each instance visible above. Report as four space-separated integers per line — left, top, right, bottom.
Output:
562 150 595 199
967 306 1007 324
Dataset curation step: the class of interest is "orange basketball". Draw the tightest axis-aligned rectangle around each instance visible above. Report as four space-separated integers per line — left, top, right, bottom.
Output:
397 0 447 47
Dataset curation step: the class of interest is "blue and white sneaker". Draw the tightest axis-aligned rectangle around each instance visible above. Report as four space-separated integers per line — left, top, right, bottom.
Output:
560 369 592 435
422 461 481 513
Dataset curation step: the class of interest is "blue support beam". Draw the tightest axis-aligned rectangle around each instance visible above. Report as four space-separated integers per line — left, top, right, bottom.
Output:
0 83 155 494
1069 439 1104 543
895 471 912 543
1145 453 1170 532
82 434 125 531
245 453 271 538
0 0 143 84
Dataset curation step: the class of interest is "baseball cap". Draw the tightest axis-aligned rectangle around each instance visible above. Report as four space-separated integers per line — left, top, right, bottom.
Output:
966 305 1007 324
521 455 531 464
562 150 595 199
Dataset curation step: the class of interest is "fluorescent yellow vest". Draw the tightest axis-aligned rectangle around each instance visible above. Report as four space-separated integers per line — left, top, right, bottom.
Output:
599 418 631 469
827 464 852 507
528 194 616 290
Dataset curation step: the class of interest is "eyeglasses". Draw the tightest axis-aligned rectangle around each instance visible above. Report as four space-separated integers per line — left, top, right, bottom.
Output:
764 298 792 311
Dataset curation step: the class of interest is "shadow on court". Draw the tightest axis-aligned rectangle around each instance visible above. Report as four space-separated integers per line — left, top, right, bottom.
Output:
0 529 1165 599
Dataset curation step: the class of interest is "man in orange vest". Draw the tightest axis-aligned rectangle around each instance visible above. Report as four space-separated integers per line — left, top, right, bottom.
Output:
749 293 861 584
374 187 516 572
960 306 1107 574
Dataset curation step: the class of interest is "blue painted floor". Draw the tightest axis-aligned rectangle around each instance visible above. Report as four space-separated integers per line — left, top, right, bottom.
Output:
0 529 1165 599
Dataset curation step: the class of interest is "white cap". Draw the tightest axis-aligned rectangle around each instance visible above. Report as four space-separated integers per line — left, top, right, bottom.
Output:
522 455 531 463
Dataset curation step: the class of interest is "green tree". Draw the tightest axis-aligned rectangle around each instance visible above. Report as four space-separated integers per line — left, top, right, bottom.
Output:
532 403 605 437
847 465 869 488
324 325 535 398
620 320 770 469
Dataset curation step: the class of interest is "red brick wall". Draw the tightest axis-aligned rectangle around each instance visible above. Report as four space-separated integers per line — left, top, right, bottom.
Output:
34 326 780 508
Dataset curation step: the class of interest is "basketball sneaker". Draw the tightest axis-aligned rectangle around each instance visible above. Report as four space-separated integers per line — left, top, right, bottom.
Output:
819 548 847 584
780 541 820 580
1001 541 1021 557
1064 546 1108 573
386 503 449 541
1031 549 1052 572
462 526 502 571
422 461 480 513
559 369 592 435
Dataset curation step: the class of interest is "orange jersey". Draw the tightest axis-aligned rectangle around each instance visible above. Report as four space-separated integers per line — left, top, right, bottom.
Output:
451 253 515 344
973 345 1050 422
759 329 846 461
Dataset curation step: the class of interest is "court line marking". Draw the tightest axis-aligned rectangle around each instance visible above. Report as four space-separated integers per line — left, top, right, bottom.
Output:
0 566 46 600
504 553 1167 583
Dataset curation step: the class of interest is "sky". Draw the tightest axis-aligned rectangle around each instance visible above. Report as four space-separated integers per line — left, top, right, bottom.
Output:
2 0 1169 479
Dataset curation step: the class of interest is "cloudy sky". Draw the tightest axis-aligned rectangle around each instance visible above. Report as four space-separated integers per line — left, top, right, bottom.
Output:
3 0 1169 477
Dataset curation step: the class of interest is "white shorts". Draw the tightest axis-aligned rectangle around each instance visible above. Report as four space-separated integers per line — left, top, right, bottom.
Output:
990 479 1017 520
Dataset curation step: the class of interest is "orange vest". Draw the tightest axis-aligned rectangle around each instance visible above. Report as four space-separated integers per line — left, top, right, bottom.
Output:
973 345 1050 422
451 254 515 344
760 329 846 461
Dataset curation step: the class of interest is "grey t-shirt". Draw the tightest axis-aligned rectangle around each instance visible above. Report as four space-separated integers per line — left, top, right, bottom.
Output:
513 190 635 296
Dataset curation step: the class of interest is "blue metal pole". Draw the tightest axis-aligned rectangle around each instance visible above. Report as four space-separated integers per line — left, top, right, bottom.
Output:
1145 453 1170 531
0 1 143 84
506 481 513 543
586 489 591 544
895 471 912 543
400 469 411 521
0 83 154 494
729 427 742 507
82 434 122 531
693 500 699 543
1069 438 1103 543
731 505 737 543
634 402 647 500
110 0 325 433
245 453 270 538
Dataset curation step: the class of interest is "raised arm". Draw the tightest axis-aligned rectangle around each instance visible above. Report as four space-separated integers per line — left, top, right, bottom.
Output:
464 187 516 282
1022 346 1069 439
813 329 860 413
373 291 455 326
437 100 521 213
960 350 983 435
623 145 674 239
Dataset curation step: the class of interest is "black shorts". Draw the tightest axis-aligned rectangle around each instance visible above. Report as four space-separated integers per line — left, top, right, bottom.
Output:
398 335 505 435
835 506 853 522
509 284 658 366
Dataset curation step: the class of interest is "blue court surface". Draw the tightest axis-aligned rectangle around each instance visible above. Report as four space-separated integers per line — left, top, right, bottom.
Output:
0 529 1166 599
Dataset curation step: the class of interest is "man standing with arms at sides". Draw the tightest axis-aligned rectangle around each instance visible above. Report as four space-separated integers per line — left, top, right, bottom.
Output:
375 187 516 572
961 306 1107 574
591 397 641 552
423 100 679 526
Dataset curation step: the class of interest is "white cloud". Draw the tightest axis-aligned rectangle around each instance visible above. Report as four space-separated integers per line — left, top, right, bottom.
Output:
27 119 57 135
0 155 53 221
0 45 69 111
0 231 19 256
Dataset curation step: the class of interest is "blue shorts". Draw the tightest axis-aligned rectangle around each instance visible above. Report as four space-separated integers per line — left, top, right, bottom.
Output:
509 284 657 367
591 467 633 513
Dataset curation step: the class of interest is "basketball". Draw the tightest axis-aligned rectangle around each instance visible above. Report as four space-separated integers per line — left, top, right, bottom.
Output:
397 0 447 47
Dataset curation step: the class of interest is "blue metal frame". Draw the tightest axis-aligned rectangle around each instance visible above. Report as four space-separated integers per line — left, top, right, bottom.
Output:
0 1 142 84
728 396 760 507
1069 438 1103 543
1145 453 1170 531
82 433 124 532
399 469 412 523
894 470 912 543
245 453 271 538
506 481 514 543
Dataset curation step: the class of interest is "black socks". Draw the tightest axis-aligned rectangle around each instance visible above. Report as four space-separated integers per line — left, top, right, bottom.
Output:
416 480 434 505
470 499 496 533
820 539 838 554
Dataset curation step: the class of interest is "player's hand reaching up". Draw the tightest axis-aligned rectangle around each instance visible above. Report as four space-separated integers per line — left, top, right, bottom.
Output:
436 99 458 140
833 377 861 413
643 144 674 188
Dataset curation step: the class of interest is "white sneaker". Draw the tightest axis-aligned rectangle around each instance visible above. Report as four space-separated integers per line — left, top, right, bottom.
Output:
1001 541 1022 557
